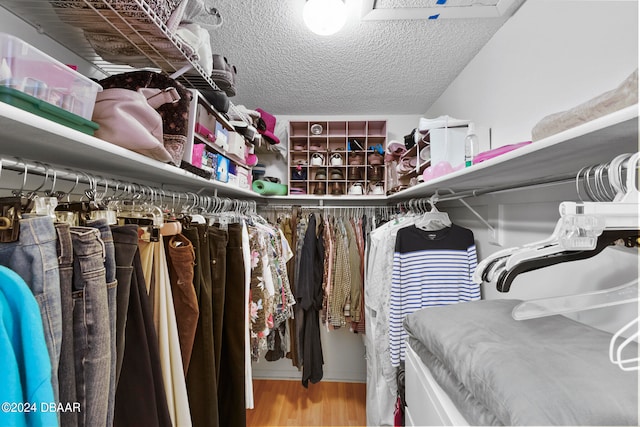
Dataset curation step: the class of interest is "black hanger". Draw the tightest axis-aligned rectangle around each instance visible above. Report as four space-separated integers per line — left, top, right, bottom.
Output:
497 229 640 292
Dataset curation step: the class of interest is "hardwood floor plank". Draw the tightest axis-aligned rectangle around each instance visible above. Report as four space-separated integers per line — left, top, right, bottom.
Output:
247 379 366 426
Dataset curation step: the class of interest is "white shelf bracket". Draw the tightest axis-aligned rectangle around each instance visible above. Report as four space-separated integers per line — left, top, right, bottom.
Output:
438 187 496 236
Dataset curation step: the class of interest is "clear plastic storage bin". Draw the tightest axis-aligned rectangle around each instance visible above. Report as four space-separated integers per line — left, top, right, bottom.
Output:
0 32 102 120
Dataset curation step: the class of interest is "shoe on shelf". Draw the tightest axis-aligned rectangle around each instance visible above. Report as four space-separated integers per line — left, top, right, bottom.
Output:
369 166 383 182
348 167 362 180
330 168 344 180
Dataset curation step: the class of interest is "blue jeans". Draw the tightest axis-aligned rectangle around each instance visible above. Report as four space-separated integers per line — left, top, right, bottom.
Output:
86 219 117 427
110 225 139 385
55 222 77 427
0 216 62 402
70 226 110 427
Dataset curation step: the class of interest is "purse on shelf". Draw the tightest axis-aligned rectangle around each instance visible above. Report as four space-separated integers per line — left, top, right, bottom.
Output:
93 87 178 163
96 70 192 166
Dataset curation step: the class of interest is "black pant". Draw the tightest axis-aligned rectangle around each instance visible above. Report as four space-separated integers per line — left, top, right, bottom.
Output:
113 228 171 427
184 225 219 427
213 223 246 427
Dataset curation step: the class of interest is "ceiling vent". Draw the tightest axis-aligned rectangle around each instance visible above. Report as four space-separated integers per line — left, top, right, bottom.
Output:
360 0 518 20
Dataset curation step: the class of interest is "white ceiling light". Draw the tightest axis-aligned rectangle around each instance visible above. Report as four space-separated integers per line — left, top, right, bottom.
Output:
303 0 348 36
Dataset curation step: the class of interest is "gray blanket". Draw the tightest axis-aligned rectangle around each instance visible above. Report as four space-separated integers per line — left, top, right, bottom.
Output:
404 299 638 426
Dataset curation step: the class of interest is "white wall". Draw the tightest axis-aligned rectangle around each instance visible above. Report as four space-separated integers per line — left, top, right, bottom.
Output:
428 0 639 334
426 0 639 152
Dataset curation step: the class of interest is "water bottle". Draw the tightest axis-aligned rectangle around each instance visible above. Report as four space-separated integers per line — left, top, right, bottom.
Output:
464 123 479 167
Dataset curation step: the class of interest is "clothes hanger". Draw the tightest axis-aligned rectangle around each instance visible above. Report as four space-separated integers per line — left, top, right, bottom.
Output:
609 316 639 371
474 153 637 284
413 196 452 231
496 228 639 292
115 184 164 242
485 153 639 288
475 154 637 284
512 279 638 320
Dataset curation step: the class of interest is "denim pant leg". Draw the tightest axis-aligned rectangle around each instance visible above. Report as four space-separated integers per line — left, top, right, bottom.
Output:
183 226 218 427
70 226 110 427
217 223 246 427
0 216 62 402
55 223 77 427
208 225 228 384
110 225 138 385
86 218 117 427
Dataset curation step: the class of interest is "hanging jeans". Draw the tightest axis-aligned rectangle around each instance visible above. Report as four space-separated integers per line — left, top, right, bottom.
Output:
110 225 139 385
70 226 110 427
55 222 77 427
211 223 246 427
86 218 118 427
0 216 62 402
184 225 219 427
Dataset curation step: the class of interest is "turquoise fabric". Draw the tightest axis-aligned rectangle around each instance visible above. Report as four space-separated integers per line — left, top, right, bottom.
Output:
0 265 57 427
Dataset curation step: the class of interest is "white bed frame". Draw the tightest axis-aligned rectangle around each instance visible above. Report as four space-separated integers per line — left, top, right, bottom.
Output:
404 345 470 426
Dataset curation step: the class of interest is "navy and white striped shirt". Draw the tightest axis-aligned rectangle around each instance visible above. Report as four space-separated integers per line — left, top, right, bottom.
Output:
389 224 480 367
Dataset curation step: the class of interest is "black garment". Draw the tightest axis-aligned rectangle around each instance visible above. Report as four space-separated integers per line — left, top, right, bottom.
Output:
110 225 138 385
296 214 325 387
216 223 246 427
114 247 172 427
184 225 219 427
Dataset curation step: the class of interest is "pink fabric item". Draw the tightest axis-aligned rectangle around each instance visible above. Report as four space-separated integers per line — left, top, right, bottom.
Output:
191 144 205 168
473 141 532 164
256 108 280 144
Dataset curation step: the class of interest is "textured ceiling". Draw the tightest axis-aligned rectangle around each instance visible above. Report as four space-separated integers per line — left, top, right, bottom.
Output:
201 0 525 116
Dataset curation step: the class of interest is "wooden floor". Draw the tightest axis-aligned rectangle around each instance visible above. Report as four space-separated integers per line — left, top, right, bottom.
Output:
246 379 366 427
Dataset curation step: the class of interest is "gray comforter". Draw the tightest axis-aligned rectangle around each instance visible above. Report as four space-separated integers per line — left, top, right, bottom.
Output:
403 299 638 426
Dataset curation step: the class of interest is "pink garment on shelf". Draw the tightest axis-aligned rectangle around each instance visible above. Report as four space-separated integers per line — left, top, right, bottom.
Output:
473 141 532 164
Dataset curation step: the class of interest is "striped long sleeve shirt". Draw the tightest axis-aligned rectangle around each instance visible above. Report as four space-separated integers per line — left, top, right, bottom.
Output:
389 224 480 367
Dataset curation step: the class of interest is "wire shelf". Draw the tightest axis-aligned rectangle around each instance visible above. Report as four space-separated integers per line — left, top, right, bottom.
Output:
0 0 224 93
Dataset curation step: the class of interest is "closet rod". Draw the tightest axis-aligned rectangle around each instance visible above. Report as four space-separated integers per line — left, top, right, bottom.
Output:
262 204 395 210
434 173 578 203
0 157 248 206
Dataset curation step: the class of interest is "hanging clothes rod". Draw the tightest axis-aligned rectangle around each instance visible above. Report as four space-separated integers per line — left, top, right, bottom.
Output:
0 157 252 209
261 204 395 210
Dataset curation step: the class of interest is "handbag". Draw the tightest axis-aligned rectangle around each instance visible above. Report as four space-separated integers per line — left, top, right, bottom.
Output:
93 87 179 163
97 71 191 166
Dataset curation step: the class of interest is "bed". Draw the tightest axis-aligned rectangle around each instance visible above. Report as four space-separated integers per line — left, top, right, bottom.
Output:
403 299 639 426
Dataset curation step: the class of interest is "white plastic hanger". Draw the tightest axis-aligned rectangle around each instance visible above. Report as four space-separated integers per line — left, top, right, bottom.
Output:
414 196 452 231
473 153 638 284
609 316 639 371
512 279 639 320
478 153 639 284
